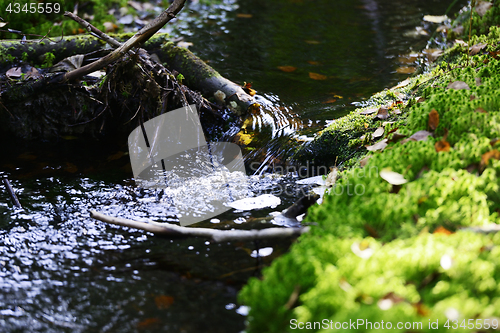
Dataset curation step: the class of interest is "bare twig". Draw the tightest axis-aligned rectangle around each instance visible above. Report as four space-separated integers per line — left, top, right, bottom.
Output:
60 0 187 82
90 211 309 242
3 177 22 209
64 12 122 48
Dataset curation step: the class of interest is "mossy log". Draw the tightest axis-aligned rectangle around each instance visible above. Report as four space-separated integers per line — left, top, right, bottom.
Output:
0 33 256 141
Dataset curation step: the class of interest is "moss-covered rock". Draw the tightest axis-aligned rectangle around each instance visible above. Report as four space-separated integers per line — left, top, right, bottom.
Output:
240 3 500 332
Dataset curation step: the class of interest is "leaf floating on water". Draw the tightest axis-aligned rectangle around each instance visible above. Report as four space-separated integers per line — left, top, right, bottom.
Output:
366 139 388 152
328 93 343 99
396 66 416 74
423 15 448 24
428 109 439 131
236 13 253 18
154 295 174 309
307 60 321 65
277 66 297 72
137 318 161 329
308 72 327 80
226 194 281 211
423 48 443 62
446 81 470 90
380 168 408 185
296 175 325 185
304 40 321 44
322 99 337 104
409 130 433 141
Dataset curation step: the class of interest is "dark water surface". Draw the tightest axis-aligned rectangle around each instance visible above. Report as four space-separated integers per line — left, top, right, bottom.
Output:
1 0 466 332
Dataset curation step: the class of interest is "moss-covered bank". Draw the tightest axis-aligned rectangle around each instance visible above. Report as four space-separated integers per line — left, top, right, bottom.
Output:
240 2 500 332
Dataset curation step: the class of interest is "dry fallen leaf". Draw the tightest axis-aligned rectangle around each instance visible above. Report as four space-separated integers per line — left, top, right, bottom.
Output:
155 295 174 309
475 107 487 114
475 1 493 17
309 72 327 80
322 99 337 104
409 130 433 141
305 40 321 44
277 66 297 72
137 318 161 329
366 139 388 151
307 60 321 65
423 48 443 62
236 13 253 18
480 149 500 167
388 132 406 143
433 226 453 235
380 168 408 185
428 109 439 131
359 155 371 167
447 81 470 90
376 106 389 120
391 78 412 89
435 138 450 152
6 67 22 79
469 42 487 55
325 167 338 187
372 127 384 139
103 21 117 33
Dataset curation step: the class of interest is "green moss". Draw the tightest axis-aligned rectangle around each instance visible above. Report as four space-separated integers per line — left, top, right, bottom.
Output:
241 232 500 333
41 52 56 68
240 2 500 332
0 0 124 39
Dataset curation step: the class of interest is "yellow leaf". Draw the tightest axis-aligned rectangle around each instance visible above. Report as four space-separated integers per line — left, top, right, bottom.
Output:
277 66 297 72
308 72 327 80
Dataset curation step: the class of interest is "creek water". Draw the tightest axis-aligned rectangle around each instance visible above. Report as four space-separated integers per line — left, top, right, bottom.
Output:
0 0 466 332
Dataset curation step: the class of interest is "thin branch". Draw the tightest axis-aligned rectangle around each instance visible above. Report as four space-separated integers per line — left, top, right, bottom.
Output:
3 177 22 209
90 211 309 242
64 12 122 48
60 0 187 82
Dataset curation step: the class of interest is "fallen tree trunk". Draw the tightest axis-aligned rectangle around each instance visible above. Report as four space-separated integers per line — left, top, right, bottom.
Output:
0 3 257 140
90 211 309 242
